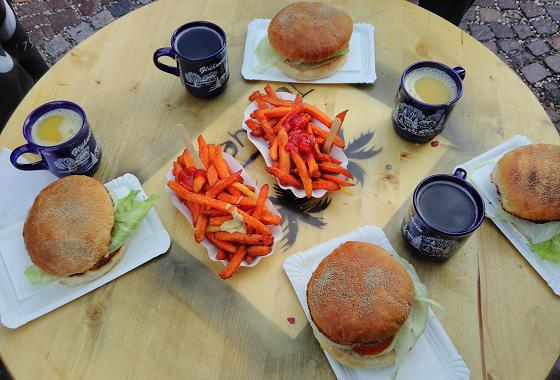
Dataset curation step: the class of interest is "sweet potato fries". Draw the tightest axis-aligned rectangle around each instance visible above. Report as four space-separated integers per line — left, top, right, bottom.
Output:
168 135 281 279
245 85 354 197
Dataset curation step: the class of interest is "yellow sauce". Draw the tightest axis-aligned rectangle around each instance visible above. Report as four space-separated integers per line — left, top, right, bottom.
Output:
220 207 246 233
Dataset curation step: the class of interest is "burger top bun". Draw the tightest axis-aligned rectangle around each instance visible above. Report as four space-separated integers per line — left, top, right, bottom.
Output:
306 241 414 346
23 175 115 277
491 144 560 222
268 2 353 62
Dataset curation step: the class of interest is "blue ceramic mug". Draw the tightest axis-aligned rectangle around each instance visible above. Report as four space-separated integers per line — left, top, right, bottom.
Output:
401 168 485 261
153 21 229 99
10 101 102 177
392 61 465 143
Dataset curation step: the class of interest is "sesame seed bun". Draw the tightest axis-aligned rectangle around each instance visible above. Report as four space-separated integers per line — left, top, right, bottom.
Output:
23 175 115 278
491 144 560 222
268 2 352 63
306 241 414 367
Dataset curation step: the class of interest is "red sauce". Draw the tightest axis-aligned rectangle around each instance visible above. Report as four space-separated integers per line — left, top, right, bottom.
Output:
285 129 316 159
284 111 310 132
176 167 206 190
430 140 440 147
287 317 296 325
351 335 394 356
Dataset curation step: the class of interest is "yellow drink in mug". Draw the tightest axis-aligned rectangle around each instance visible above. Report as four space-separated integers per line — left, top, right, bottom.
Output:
10 101 102 177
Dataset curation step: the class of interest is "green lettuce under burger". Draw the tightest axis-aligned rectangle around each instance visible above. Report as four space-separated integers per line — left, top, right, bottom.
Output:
23 176 157 286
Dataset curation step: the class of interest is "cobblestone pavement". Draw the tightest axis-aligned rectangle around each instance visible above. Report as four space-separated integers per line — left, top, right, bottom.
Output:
459 0 560 131
9 0 560 133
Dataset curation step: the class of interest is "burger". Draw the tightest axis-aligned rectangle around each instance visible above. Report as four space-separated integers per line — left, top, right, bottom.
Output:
23 175 157 286
306 241 430 369
258 2 353 81
491 144 560 223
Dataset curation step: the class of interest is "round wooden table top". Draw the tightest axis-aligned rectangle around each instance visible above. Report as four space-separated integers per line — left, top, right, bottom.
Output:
1 1 559 379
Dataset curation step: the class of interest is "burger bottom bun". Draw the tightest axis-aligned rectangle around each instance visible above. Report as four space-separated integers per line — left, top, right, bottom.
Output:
275 54 347 81
59 244 126 287
320 341 397 368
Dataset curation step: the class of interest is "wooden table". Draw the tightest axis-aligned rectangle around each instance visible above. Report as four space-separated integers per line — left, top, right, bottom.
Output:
1 1 559 379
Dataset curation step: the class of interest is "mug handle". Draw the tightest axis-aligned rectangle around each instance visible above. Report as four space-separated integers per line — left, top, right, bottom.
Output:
153 47 180 76
10 144 48 171
452 66 466 80
453 168 467 180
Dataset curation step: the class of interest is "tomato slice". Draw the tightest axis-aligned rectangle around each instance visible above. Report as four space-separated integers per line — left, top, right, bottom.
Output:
351 335 394 356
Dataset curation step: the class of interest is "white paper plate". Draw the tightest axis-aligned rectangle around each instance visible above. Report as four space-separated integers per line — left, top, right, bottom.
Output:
241 19 376 84
456 135 560 295
166 153 282 267
283 225 469 380
242 92 349 198
0 173 171 328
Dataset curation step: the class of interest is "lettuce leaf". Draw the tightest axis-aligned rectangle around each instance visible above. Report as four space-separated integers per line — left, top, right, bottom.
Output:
253 37 282 73
334 47 349 57
24 265 57 285
530 233 560 263
109 190 158 253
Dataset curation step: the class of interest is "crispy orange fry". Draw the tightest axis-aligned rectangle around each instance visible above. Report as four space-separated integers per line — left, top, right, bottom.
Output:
245 255 255 264
264 84 277 98
304 103 333 127
197 135 210 168
277 127 290 173
310 123 344 148
269 137 279 161
207 232 237 253
168 181 271 236
206 208 229 217
256 97 267 110
217 193 256 208
260 96 295 107
250 128 265 137
247 246 272 256
172 162 183 177
193 174 206 193
212 145 231 179
261 214 281 225
194 213 208 242
306 155 319 178
249 90 263 101
245 119 262 131
206 171 243 198
313 143 341 164
274 105 302 132
209 215 233 226
322 174 355 187
255 111 276 144
295 93 302 104
253 184 269 220
291 151 312 197
214 231 273 246
219 245 247 279
312 180 340 191
207 165 218 187
255 106 292 119
190 202 200 223
318 162 353 178
180 149 195 168
216 249 227 260
266 167 302 187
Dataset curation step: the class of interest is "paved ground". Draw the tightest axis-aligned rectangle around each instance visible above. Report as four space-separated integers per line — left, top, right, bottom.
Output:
10 0 560 132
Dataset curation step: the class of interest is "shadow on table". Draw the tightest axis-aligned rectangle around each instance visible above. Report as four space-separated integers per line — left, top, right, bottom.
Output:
0 359 12 380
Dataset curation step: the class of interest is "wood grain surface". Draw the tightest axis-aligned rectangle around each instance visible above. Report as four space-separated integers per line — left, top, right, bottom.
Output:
1 1 559 379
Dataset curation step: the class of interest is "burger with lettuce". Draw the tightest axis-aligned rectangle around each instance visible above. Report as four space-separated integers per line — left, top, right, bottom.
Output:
23 175 157 286
307 242 439 376
254 2 352 81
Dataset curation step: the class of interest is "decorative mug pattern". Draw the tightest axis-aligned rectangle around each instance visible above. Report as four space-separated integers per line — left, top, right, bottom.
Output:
9 101 102 178
153 21 229 99
392 61 465 143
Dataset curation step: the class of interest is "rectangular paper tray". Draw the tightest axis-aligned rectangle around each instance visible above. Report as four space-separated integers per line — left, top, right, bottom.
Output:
0 173 171 328
283 225 469 380
241 19 376 84
456 135 560 295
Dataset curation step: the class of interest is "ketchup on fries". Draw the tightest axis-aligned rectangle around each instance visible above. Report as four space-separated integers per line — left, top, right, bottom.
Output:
245 85 354 198
167 135 281 279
